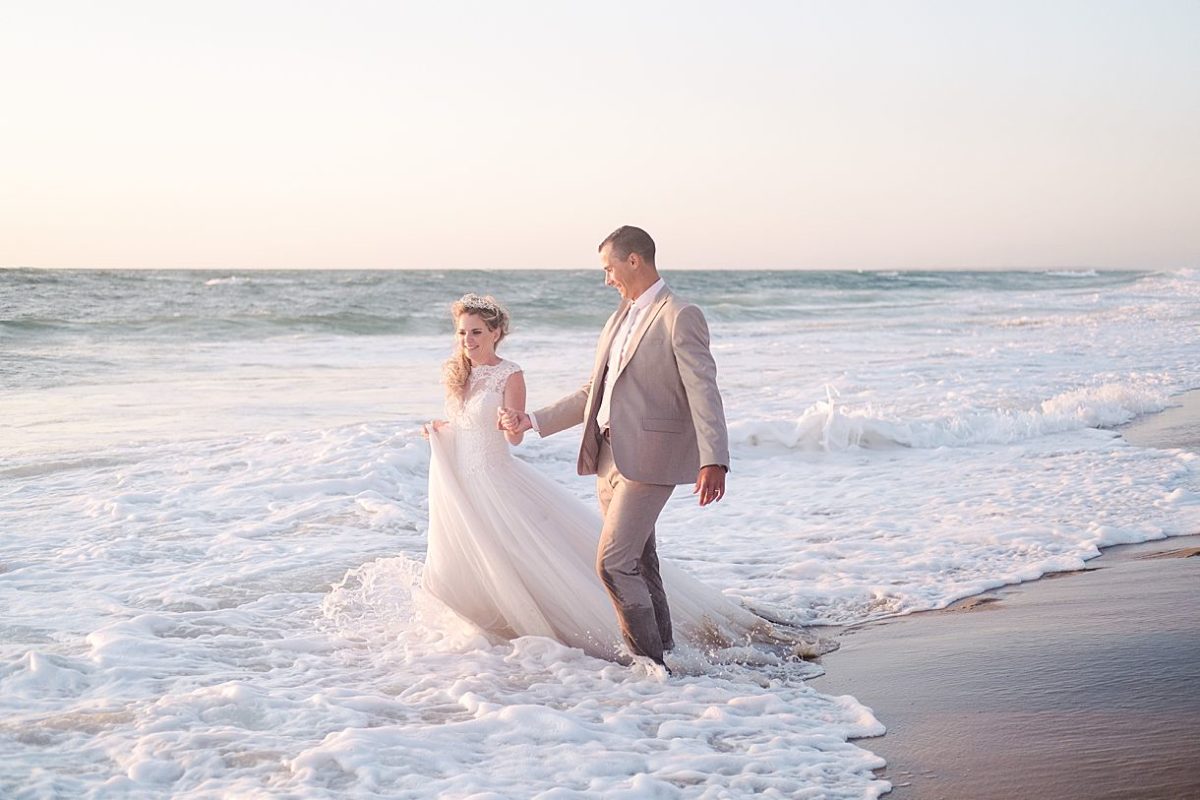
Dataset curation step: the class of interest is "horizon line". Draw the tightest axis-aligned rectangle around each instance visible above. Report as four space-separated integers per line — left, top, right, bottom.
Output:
1 264 1184 273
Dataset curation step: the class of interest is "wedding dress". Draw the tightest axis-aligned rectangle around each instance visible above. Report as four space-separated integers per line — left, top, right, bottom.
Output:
423 359 825 663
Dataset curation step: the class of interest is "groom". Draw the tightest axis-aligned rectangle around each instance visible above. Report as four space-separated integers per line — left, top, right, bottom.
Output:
499 225 729 668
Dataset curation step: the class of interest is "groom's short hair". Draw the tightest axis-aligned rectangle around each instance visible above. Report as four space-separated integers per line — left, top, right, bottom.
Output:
600 226 656 266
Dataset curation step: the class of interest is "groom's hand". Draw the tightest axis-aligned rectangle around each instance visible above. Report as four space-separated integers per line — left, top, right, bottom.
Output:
693 465 726 507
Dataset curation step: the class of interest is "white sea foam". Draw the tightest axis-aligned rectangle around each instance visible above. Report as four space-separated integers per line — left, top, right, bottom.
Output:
1043 269 1100 277
2 268 1198 797
733 381 1172 452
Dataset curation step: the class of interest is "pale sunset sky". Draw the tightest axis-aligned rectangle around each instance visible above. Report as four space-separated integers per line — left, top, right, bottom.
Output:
2 1 1197 270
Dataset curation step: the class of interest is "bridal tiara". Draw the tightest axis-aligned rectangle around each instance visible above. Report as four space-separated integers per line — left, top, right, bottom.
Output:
456 293 506 316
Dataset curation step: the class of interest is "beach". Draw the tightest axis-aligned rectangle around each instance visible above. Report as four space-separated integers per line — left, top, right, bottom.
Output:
2 268 1198 797
811 396 1200 800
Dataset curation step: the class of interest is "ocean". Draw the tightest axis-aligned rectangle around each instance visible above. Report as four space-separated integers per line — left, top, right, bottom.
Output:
2 267 1199 798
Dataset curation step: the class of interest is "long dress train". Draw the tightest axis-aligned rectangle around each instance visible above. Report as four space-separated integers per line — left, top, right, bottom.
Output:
422 359 826 662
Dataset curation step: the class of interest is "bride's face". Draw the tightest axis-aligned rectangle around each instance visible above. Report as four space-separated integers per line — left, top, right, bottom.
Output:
457 312 500 364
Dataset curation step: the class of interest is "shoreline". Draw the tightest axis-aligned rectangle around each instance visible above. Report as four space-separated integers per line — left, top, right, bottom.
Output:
1120 387 1200 452
810 392 1200 800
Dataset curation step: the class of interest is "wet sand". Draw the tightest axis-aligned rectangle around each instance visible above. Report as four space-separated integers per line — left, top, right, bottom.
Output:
1121 389 1200 452
811 393 1200 800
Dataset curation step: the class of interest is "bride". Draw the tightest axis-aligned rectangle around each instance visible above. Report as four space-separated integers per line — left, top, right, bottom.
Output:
421 293 826 666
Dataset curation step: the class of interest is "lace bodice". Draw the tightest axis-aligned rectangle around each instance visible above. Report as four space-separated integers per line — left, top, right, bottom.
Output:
445 360 522 471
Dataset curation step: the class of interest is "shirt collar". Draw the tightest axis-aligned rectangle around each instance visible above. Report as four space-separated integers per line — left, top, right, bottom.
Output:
630 278 666 312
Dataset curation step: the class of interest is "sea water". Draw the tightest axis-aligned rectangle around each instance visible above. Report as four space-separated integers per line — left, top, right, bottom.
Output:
2 267 1198 798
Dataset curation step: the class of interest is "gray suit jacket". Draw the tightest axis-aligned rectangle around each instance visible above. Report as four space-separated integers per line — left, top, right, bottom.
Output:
534 286 730 485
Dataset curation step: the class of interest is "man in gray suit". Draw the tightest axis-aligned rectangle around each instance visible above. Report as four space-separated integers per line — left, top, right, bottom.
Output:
499 225 729 668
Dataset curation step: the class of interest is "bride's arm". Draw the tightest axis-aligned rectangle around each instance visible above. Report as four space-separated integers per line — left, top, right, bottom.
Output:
501 372 527 445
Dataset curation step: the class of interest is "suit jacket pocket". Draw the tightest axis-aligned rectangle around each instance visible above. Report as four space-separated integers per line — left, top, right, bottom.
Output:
642 417 685 433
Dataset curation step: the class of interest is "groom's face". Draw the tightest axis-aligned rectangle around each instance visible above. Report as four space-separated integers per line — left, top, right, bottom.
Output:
600 243 636 301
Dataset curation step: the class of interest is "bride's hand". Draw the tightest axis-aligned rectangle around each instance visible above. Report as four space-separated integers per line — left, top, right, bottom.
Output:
422 420 448 439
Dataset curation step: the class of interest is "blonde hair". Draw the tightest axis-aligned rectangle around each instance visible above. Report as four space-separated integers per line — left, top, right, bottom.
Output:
442 294 510 406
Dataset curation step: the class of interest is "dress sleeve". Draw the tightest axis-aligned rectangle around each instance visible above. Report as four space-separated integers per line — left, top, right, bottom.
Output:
493 361 522 394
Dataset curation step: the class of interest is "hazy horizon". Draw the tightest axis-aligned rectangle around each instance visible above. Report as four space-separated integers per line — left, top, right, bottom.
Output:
3 1 1197 271
0 262 1166 275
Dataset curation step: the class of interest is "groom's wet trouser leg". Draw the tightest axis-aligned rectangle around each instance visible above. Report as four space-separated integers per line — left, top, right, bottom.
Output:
638 532 674 652
596 439 675 663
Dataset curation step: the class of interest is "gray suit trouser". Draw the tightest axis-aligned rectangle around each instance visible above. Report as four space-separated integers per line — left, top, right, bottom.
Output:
595 436 675 663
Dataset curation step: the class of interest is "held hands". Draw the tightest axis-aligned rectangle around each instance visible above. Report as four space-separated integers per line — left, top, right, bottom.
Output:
497 407 532 434
693 465 726 507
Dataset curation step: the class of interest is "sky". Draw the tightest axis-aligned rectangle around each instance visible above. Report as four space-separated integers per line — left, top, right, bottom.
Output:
2 0 1198 270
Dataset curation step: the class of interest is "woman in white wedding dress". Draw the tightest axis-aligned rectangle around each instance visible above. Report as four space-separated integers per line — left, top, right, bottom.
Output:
421 294 824 664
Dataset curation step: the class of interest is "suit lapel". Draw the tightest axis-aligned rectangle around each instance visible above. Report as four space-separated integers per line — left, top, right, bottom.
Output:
588 299 633 393
614 287 671 382
580 302 630 432
592 301 630 379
